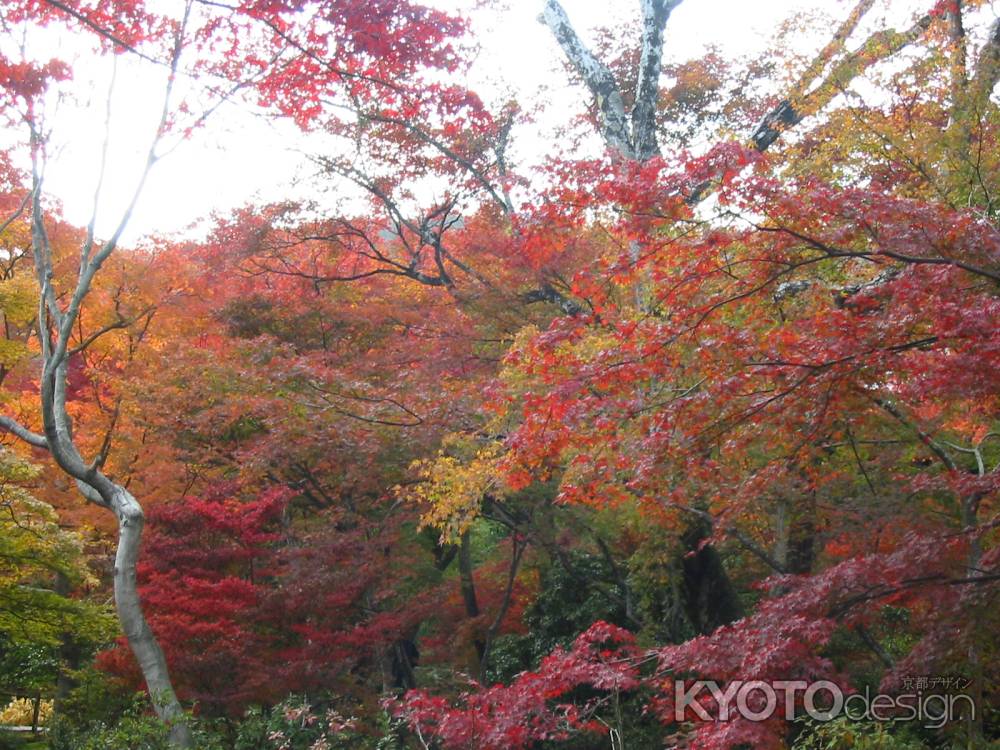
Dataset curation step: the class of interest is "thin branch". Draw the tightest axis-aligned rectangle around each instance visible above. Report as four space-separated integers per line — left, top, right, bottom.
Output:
40 0 159 63
874 397 958 472
68 306 156 356
0 193 30 238
479 536 526 680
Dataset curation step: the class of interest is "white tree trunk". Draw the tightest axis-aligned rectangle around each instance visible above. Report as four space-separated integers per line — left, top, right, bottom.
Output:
111 487 193 747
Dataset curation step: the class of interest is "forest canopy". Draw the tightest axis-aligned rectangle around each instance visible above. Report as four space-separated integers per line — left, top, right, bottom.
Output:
0 0 998 748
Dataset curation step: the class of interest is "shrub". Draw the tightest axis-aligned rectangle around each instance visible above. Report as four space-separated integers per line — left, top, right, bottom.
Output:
0 698 51 727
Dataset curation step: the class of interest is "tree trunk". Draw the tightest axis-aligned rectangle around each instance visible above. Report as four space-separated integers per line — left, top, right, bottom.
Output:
457 531 485 663
111 486 193 748
961 492 984 746
30 695 41 734
680 516 742 634
53 573 83 715
478 538 525 681
786 490 816 576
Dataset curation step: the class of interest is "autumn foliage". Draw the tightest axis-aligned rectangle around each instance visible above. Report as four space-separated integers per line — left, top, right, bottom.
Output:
0 0 998 748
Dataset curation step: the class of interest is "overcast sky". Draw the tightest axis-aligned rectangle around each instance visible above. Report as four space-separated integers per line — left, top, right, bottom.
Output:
31 0 912 244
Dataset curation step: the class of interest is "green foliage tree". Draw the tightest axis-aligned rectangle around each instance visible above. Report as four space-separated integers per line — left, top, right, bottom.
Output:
0 451 111 688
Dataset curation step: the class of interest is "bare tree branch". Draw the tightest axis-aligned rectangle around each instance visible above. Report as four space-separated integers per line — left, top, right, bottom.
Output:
632 0 682 160
0 193 30 239
970 16 1000 111
751 9 933 152
0 416 48 449
540 0 634 157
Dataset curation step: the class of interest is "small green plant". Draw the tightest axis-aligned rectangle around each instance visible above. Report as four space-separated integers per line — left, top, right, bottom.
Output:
792 717 930 750
234 696 365 750
49 688 223 750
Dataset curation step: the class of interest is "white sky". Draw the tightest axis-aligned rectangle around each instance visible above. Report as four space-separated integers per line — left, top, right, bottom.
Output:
26 0 899 244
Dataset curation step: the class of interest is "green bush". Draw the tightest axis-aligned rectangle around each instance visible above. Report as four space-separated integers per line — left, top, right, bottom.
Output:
49 666 134 731
792 717 931 750
51 709 170 750
49 687 223 750
233 697 362 750
233 698 408 750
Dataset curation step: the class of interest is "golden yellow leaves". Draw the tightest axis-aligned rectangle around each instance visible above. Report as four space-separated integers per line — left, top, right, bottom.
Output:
0 274 36 327
0 698 53 727
403 434 504 543
0 273 37 367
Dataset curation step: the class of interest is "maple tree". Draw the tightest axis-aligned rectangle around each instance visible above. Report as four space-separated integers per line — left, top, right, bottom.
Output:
0 0 479 744
391 0 1000 747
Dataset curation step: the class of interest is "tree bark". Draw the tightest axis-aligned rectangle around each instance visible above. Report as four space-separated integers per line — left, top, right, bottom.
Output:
53 573 83 714
679 516 743 634
457 531 485 663
540 0 682 162
111 486 193 747
540 0 636 158
478 537 525 681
